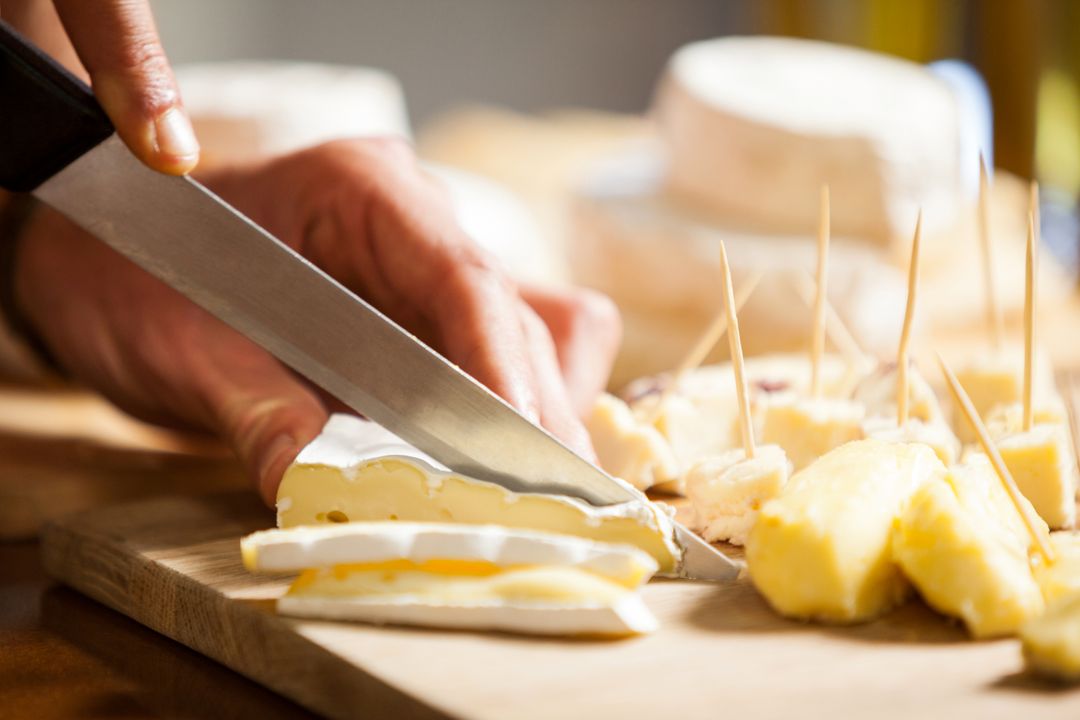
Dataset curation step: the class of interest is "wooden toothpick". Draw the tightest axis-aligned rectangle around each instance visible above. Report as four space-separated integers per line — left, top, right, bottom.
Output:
978 156 1005 352
938 354 1054 563
897 212 922 427
1024 211 1037 432
810 185 830 397
645 271 763 424
793 269 867 364
719 241 755 459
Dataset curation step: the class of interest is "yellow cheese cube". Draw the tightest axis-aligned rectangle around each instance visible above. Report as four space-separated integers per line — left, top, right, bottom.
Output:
995 424 1078 530
586 393 680 491
861 417 961 466
685 444 791 546
852 363 946 424
760 393 865 470
953 350 1055 444
1021 592 1080 682
1034 532 1080 605
985 397 1069 437
746 439 944 623
893 456 1046 638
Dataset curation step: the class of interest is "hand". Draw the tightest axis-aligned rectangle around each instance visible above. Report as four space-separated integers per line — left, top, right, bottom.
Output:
3 0 199 174
13 138 620 504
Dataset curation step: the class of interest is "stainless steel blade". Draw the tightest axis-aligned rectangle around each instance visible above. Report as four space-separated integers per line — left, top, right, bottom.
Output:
33 135 739 580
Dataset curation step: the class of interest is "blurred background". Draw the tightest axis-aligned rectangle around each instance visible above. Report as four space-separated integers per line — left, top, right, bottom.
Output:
151 0 1080 386
152 0 1077 186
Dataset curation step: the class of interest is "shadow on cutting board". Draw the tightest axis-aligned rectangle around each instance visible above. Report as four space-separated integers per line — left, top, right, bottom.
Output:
40 586 319 720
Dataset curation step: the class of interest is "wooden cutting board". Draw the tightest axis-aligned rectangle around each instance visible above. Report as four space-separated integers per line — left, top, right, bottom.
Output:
42 492 1080 720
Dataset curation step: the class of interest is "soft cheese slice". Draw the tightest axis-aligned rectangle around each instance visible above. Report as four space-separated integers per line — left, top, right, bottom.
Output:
1035 533 1080 605
994 424 1078 530
852 363 946 425
655 36 963 248
1021 593 1080 682
276 415 682 573
760 392 865 471
586 393 679 491
279 572 658 637
861 417 961 466
685 445 791 546
746 439 945 623
894 456 1046 638
242 522 658 589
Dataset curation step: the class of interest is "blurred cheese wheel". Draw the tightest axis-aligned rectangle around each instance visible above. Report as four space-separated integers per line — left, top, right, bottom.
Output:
571 147 907 387
176 61 411 166
654 37 965 252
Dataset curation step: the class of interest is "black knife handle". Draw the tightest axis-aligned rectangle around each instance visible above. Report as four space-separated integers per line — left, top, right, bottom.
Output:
0 20 114 192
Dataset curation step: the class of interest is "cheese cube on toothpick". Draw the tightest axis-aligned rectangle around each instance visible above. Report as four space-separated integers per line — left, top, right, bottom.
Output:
685 241 790 544
586 393 680 492
760 393 865 471
862 416 960 466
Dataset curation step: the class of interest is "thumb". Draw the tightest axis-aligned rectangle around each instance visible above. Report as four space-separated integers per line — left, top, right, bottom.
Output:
52 0 199 174
198 349 329 507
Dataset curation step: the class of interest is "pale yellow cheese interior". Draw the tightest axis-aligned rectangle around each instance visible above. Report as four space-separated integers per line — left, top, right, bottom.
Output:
760 394 865 471
287 561 630 606
994 424 1077 530
746 439 944 623
685 444 790 546
1035 533 1080 605
893 457 1046 638
587 393 679 491
277 458 679 573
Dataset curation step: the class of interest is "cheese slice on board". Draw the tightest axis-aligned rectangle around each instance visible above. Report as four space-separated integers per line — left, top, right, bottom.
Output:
654 37 963 249
276 414 682 573
1021 593 1080 682
685 444 791 546
746 439 945 623
893 456 1046 638
242 522 658 588
586 393 679 491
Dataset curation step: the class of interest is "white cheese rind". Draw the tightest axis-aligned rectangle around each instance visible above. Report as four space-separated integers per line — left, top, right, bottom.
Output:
277 594 659 636
685 445 791 546
655 37 963 247
242 522 658 587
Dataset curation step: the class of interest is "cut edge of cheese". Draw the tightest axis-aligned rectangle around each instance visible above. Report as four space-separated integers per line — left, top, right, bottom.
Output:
277 414 682 574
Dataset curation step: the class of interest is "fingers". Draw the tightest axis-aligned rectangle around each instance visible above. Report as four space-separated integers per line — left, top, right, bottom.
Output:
519 285 622 416
51 0 199 174
192 340 329 505
517 302 598 461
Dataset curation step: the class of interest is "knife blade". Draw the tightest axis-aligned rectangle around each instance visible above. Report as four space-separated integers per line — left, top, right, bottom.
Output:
1 21 738 580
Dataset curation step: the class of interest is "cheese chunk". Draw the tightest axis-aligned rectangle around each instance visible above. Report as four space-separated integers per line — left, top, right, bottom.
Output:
760 393 865 471
655 37 963 248
894 456 1046 638
953 350 1055 443
586 393 679 491
276 415 682 573
995 424 1078 529
852 363 946 425
1035 533 1080 605
985 398 1070 436
861 417 961 467
746 439 945 623
1021 593 1080 682
243 522 659 589
685 445 791 545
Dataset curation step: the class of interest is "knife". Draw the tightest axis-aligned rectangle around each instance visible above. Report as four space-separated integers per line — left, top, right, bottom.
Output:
0 21 737 581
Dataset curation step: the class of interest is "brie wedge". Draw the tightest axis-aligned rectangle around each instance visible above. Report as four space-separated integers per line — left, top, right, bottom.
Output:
243 521 660 637
685 445 791 546
746 439 945 623
893 455 1046 638
276 415 682 573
